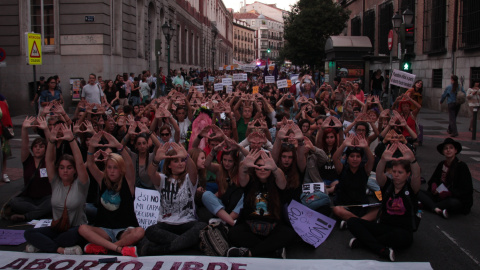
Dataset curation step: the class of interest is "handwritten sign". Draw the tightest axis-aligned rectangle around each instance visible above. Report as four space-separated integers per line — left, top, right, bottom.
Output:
195 85 205 93
134 187 160 230
214 83 224 91
265 76 275 84
0 230 26 245
287 200 336 248
208 76 215 82
222 78 232 86
290 74 299 83
252 86 259 94
226 85 233 94
302 183 325 194
390 69 416 88
277 79 288 89
233 73 247 82
219 66 224 71
34 219 52 228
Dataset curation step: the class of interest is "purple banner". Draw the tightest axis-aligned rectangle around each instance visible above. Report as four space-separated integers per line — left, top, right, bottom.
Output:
0 230 26 245
287 200 336 248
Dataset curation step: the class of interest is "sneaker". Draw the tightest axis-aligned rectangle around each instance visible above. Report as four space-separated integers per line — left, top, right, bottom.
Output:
121 246 138 257
339 220 347 230
84 243 108 255
442 209 449 219
380 247 395 262
25 244 40 253
3 174 10 183
275 247 286 259
227 247 250 257
349 238 360 249
64 245 83 255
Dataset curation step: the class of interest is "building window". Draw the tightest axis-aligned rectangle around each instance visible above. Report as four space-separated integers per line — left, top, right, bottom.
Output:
378 2 393 55
432 69 443 88
351 16 361 36
471 67 480 84
31 0 55 46
423 0 447 54
363 9 375 52
459 0 480 49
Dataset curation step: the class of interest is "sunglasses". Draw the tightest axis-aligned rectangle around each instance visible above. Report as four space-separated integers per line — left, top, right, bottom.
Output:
160 133 170 136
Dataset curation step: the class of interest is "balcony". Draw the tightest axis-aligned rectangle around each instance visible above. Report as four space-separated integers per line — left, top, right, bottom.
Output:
260 34 268 39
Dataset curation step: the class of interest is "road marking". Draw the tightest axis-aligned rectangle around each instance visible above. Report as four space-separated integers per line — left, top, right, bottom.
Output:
471 157 480 162
460 151 480 155
437 225 479 266
463 146 470 150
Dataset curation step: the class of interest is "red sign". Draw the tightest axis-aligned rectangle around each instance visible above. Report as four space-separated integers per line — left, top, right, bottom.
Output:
388 30 394 51
0 48 5 62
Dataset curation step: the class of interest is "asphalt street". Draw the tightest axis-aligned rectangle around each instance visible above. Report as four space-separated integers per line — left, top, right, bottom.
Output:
0 107 479 269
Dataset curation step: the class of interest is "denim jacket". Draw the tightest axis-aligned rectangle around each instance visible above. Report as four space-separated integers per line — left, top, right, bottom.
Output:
441 85 465 104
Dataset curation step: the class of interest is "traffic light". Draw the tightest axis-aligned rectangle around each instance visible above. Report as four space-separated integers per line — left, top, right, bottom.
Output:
267 48 271 53
401 53 413 72
404 23 414 53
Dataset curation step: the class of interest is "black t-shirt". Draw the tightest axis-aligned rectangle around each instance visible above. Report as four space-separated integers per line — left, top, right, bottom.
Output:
239 178 280 223
334 165 369 205
104 89 117 103
221 180 244 213
116 82 126 98
95 177 139 229
371 76 384 90
380 178 417 232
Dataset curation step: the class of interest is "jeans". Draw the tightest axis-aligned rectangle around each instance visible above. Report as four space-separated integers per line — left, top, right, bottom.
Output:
9 195 52 220
228 222 297 257
201 191 244 215
141 221 207 255
24 226 81 253
347 217 413 254
160 84 166 96
418 190 464 214
448 103 461 135
130 96 141 106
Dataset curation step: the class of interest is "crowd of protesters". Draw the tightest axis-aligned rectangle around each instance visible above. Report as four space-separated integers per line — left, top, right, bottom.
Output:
0 66 473 261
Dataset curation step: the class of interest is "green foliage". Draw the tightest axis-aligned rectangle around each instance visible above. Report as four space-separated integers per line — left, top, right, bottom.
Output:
282 0 350 69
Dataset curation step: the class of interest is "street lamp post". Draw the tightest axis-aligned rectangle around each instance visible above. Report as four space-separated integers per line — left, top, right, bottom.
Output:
162 21 175 90
211 46 216 72
389 8 414 105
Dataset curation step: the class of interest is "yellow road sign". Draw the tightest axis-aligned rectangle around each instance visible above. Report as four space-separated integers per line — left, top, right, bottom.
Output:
26 33 42 65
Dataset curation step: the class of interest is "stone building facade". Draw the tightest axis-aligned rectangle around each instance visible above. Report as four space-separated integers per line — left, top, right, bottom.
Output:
0 0 233 115
233 19 255 64
339 0 480 115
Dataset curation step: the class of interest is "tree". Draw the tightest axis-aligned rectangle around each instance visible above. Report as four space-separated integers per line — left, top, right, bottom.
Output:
282 0 350 69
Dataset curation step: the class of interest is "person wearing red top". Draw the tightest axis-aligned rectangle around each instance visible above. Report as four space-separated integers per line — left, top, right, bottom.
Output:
0 100 13 183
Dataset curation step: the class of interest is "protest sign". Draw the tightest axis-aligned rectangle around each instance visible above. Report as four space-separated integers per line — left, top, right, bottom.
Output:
226 85 233 94
302 183 325 194
222 78 233 86
134 187 160 230
208 76 215 82
265 76 275 84
287 80 292 88
287 200 336 248
244 66 254 73
219 66 223 70
277 79 288 89
0 230 26 245
390 69 416 88
290 74 299 83
214 83 224 91
252 86 259 94
195 85 205 93
233 73 248 82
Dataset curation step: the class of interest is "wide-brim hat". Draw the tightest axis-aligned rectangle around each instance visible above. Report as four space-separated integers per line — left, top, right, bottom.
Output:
436 138 462 155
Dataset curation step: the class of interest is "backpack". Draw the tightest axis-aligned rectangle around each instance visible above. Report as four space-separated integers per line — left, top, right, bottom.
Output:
199 223 230 256
456 89 466 105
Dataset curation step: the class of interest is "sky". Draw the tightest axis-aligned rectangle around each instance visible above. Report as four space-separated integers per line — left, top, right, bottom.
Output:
222 0 298 12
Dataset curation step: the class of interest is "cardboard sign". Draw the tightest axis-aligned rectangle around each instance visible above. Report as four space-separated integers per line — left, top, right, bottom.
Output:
287 80 292 88
134 187 160 230
0 230 26 245
233 73 248 82
287 200 336 248
222 78 233 86
195 85 205 93
390 69 416 89
302 183 325 194
226 85 233 93
265 76 275 84
252 86 259 94
244 66 254 73
214 83 224 91
277 79 288 89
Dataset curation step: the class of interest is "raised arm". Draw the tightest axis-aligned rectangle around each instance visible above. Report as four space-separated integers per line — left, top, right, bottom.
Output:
58 124 88 185
86 131 106 186
21 117 36 162
104 132 135 195
376 143 397 188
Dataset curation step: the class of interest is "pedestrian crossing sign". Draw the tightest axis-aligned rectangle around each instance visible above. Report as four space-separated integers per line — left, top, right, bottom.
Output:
26 32 42 65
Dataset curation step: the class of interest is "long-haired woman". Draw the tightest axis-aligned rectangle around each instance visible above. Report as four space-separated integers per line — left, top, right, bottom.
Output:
79 131 144 257
24 124 89 255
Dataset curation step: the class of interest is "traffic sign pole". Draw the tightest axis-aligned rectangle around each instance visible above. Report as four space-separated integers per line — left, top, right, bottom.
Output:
387 30 394 108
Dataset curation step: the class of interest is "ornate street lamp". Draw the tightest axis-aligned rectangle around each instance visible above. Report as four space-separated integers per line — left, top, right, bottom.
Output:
162 21 175 83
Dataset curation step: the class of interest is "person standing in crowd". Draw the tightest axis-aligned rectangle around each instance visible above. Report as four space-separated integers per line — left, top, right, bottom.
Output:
0 99 13 183
466 80 480 132
81 73 105 105
31 76 46 115
370 69 384 97
40 77 63 109
440 75 465 137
